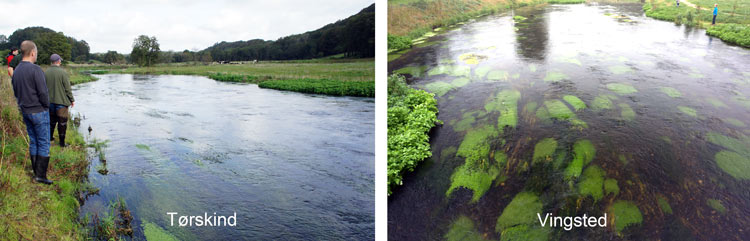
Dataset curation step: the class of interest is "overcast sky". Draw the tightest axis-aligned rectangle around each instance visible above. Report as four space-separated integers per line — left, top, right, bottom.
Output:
0 0 373 53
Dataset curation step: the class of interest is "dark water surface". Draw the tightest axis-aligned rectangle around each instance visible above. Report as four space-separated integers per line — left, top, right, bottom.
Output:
389 3 750 241
73 74 374 240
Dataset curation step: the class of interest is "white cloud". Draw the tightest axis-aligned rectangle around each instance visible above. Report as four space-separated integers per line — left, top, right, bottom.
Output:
0 0 373 53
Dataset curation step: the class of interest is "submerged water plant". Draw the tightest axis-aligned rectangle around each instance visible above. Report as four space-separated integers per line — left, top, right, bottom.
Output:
393 65 428 78
142 220 179 241
660 87 682 98
475 65 492 79
604 178 619 196
487 70 509 81
459 53 486 65
565 139 596 179
543 72 568 82
532 138 558 164
714 151 750 180
428 65 471 77
619 103 635 121
445 216 485 241
563 95 586 111
485 89 521 131
448 125 503 202
609 200 643 234
578 165 605 202
677 106 698 118
606 83 637 95
707 199 727 214
496 192 543 232
657 195 673 215
592 94 616 110
424 81 454 97
608 65 633 75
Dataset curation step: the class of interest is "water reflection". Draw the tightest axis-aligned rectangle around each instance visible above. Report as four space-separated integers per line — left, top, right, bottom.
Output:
513 7 549 61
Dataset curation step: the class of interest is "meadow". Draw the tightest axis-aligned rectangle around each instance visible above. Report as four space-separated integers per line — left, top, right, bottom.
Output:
72 59 375 97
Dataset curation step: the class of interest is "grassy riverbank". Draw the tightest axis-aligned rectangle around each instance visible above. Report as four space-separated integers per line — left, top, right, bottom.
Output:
73 59 375 97
643 0 750 47
0 74 91 240
388 0 610 52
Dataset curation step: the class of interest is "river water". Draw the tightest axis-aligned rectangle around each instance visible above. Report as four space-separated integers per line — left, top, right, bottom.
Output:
72 74 374 240
389 2 750 241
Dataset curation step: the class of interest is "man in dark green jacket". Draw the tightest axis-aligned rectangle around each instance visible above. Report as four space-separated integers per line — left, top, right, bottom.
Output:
45 54 74 147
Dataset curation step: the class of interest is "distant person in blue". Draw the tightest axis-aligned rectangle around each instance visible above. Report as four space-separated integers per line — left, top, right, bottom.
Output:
713 3 718 25
676 0 679 7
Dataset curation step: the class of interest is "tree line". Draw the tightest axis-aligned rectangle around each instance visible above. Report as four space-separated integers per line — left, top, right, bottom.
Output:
0 3 374 66
205 3 374 61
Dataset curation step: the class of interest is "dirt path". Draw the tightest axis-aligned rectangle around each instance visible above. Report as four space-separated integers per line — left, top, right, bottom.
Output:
677 0 698 9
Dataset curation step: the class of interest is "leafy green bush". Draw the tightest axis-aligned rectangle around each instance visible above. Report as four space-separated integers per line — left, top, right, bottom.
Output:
707 23 750 47
388 34 413 51
258 78 374 97
387 74 441 195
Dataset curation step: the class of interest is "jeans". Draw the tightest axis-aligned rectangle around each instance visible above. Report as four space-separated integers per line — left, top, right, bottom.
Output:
713 15 717 24
22 110 50 157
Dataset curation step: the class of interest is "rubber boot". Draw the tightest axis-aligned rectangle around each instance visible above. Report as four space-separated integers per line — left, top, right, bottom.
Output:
30 155 37 176
50 112 57 141
34 155 53 185
58 122 67 147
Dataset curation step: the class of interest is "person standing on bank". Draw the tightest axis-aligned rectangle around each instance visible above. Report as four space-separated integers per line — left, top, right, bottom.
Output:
11 40 53 185
45 53 74 147
713 4 718 25
6 47 18 77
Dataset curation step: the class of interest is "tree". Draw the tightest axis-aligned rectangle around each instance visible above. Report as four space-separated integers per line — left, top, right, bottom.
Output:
34 32 72 65
198 51 213 64
68 37 90 62
103 50 124 64
3 27 56 50
130 35 160 66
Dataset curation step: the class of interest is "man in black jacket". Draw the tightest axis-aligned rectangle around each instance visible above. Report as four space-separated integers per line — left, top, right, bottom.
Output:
11 40 53 185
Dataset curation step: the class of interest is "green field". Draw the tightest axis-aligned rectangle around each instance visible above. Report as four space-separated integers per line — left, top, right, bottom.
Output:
73 59 375 97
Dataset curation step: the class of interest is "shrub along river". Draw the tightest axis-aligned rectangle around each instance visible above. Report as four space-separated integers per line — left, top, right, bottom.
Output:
72 74 374 239
389 2 750 241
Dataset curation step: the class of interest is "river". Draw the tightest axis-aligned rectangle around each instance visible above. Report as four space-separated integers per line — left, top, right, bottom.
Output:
389 2 750 240
73 74 374 240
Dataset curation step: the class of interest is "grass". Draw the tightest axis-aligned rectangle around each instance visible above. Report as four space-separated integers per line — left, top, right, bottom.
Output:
87 196 133 240
388 0 549 51
72 59 374 97
0 74 91 240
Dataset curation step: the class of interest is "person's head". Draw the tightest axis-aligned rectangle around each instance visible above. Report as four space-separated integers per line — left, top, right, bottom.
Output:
10 47 18 55
715 3 718 7
50 54 62 66
20 40 37 63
